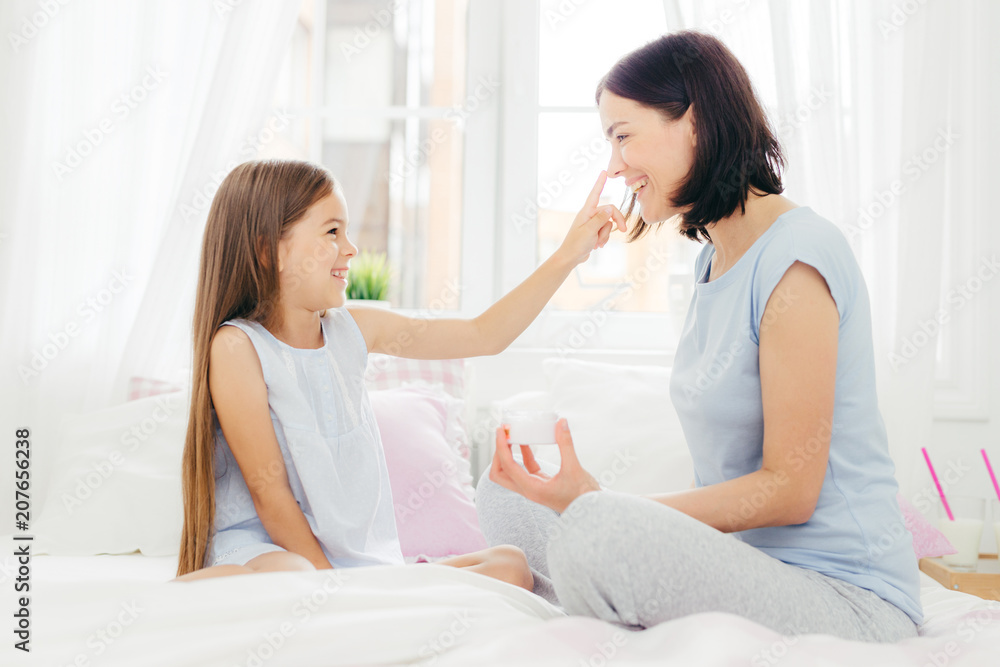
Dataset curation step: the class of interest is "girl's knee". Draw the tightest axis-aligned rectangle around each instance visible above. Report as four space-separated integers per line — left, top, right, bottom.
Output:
172 564 253 582
246 550 316 573
486 545 533 591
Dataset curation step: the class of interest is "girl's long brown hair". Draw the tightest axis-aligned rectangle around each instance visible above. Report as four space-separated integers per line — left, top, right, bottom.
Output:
177 159 336 576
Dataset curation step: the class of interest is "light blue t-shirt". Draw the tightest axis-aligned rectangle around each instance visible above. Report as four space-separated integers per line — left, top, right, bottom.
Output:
668 207 923 624
209 308 404 568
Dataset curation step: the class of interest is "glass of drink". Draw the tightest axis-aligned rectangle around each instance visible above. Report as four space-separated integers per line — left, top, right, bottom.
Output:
937 496 985 571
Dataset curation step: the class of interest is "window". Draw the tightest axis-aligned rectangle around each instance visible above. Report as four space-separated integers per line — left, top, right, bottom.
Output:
495 0 695 352
267 0 697 352
536 0 699 320
267 0 469 311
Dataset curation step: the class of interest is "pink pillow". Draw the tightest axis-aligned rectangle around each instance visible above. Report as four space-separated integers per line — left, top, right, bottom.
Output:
364 356 472 462
897 494 957 559
370 386 487 557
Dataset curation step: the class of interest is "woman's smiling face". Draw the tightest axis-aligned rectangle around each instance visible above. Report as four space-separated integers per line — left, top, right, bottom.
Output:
598 90 697 224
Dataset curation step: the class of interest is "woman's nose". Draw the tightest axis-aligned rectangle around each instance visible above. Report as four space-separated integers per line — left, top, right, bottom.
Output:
607 147 626 178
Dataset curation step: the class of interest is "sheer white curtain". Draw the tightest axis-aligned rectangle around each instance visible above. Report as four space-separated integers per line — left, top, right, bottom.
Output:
661 0 995 496
0 0 300 490
109 2 302 398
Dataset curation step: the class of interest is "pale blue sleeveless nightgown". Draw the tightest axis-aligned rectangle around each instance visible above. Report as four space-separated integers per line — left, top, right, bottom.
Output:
208 308 403 568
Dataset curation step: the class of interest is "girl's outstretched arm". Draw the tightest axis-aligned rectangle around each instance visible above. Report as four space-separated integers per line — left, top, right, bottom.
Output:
350 172 626 359
210 326 334 569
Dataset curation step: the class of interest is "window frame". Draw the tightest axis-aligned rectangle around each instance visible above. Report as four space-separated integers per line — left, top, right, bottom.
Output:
473 0 677 353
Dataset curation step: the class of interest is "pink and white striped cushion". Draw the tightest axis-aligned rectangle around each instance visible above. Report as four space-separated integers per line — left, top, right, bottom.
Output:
364 354 466 400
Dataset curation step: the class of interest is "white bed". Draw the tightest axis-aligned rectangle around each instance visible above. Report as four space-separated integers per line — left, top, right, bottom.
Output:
8 356 999 666
4 552 998 666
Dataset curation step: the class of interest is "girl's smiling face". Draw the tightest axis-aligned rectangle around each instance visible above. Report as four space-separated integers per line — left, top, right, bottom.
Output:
277 189 357 311
598 91 697 224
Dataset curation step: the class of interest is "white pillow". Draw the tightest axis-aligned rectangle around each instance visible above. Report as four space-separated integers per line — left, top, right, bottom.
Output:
32 391 188 556
531 358 692 495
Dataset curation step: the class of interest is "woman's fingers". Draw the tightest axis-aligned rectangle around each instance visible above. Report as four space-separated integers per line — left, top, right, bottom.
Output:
582 170 608 214
596 221 612 249
554 419 583 469
588 206 625 234
520 444 545 476
489 427 520 492
491 426 553 498
493 427 530 483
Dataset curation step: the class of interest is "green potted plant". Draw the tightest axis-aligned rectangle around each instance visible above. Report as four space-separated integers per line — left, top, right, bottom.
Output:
345 250 392 308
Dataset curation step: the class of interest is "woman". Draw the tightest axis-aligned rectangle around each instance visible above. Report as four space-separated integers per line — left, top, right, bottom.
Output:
476 31 922 643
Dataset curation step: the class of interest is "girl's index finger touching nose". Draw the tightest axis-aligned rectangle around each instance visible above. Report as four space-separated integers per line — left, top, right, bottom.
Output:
584 171 608 212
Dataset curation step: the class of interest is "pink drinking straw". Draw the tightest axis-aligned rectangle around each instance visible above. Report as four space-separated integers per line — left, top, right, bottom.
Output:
922 447 954 521
982 449 1000 504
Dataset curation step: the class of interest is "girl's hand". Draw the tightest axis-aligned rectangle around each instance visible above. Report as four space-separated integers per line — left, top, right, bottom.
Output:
555 171 627 267
489 418 602 514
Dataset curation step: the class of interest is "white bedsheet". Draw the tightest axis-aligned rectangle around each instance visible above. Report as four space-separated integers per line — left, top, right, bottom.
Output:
5 554 999 666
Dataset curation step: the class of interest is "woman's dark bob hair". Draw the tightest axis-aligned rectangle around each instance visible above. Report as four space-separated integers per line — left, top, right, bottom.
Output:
596 31 785 244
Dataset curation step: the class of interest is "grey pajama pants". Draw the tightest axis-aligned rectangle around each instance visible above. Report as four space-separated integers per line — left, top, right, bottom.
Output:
475 466 919 643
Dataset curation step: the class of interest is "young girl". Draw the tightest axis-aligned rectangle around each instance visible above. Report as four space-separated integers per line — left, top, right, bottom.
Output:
174 159 624 587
